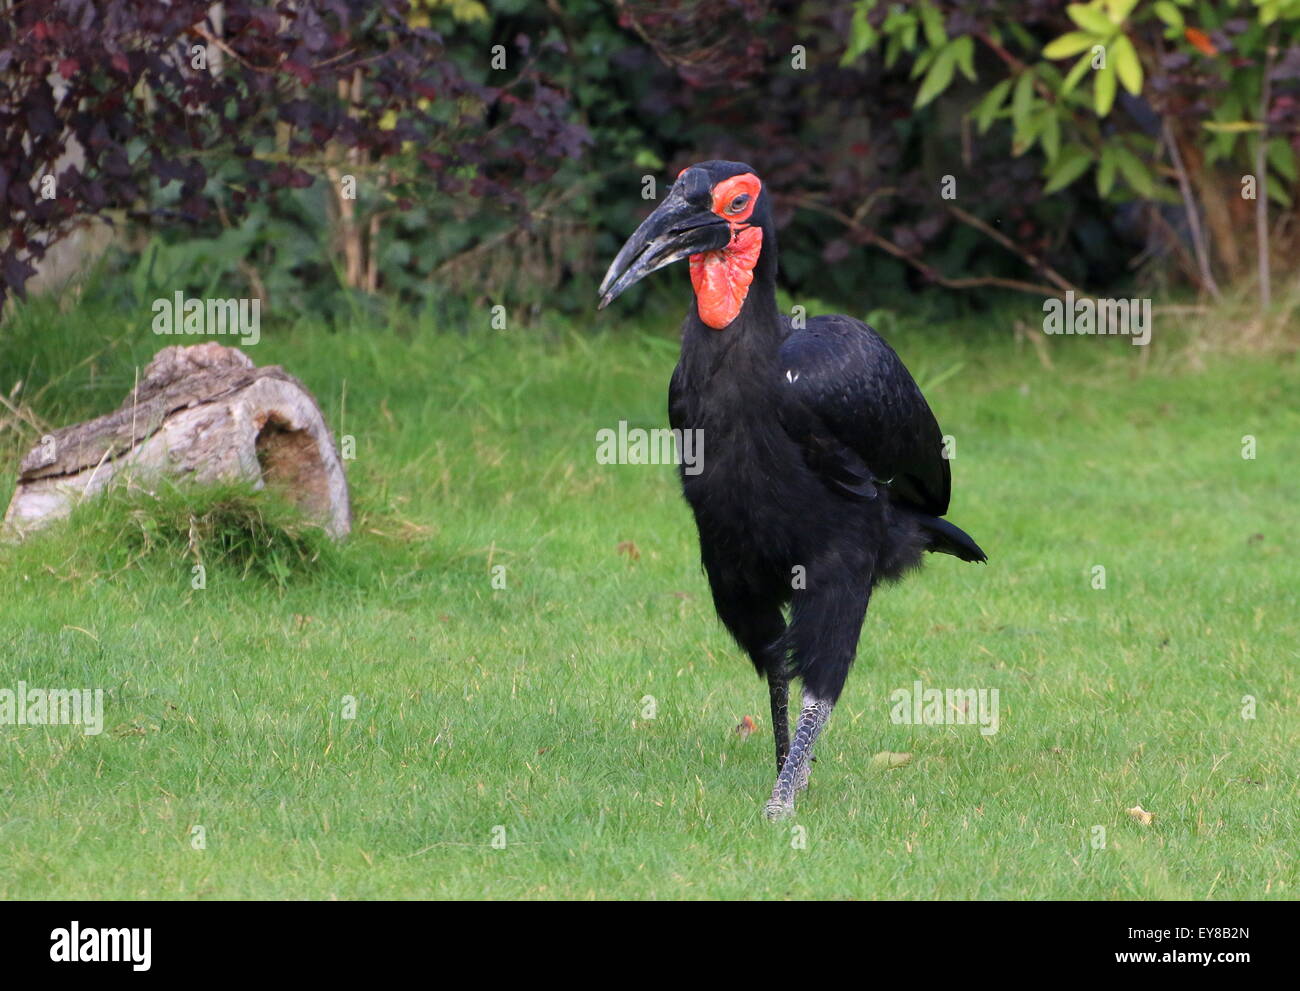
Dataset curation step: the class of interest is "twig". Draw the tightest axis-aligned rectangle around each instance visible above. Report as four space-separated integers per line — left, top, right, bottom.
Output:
974 30 1058 106
945 204 1083 294
1255 31 1275 312
1163 118 1222 301
1143 204 1200 286
191 25 283 75
786 194 1074 299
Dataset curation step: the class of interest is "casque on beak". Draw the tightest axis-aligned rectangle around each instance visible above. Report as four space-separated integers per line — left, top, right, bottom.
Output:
597 184 730 309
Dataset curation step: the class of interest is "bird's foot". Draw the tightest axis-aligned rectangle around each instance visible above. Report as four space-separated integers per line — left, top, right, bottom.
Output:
765 760 799 820
764 798 796 821
765 753 801 819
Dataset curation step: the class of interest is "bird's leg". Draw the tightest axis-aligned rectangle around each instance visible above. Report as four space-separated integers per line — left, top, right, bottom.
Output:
767 671 790 773
762 579 868 820
704 585 788 775
765 691 833 820
792 688 821 792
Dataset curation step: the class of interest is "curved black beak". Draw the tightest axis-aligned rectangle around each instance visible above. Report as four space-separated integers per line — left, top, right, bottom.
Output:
598 186 730 309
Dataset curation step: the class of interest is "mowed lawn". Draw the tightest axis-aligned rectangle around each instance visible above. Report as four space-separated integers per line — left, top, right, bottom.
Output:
1 288 1296 900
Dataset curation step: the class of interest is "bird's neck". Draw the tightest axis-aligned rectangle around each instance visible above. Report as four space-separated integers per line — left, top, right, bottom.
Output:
677 217 784 406
680 271 785 392
688 226 764 329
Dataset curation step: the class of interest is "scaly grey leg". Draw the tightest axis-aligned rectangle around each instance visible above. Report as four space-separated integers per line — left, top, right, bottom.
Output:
764 691 833 820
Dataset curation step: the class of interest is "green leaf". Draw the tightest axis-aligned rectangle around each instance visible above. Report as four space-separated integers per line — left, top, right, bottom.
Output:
914 42 957 108
1060 52 1094 96
919 1 946 48
1043 145 1094 193
1103 0 1140 22
1202 120 1264 133
1014 108 1049 156
1097 148 1117 196
1035 61 1066 89
1094 60 1117 116
1152 1 1183 29
910 47 937 80
1267 138 1297 183
971 77 1012 134
1111 146 1154 196
1111 34 1143 94
1007 23 1037 52
633 149 664 170
1042 110 1062 161
1043 31 1097 59
1067 3 1117 35
885 35 902 69
881 5 911 33
1012 68 1036 134
841 3 880 64
1267 180 1292 207
952 36 976 81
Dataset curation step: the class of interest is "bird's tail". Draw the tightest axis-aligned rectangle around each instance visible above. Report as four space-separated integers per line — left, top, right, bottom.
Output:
918 515 987 563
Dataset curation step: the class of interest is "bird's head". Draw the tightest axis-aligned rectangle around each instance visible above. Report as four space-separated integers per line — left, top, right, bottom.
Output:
598 161 771 330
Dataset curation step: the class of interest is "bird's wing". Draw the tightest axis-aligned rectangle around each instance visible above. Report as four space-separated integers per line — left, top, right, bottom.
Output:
777 314 951 515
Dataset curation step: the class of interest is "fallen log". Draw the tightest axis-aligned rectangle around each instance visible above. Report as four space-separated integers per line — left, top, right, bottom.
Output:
4 342 351 538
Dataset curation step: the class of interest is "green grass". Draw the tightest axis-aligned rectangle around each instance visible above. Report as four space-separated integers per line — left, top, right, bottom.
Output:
1 287 1297 899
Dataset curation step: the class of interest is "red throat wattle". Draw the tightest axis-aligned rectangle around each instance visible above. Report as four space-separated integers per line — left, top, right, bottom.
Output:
687 172 764 330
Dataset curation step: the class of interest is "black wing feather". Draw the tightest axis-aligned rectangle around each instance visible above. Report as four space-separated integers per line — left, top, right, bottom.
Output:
776 314 951 516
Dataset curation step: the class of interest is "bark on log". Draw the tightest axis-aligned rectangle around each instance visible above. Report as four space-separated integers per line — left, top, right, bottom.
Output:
4 342 351 538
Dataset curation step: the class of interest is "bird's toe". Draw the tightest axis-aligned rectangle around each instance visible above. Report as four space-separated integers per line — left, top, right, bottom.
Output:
763 799 795 821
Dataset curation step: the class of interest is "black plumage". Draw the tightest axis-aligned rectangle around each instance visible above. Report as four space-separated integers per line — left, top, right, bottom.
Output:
600 161 985 818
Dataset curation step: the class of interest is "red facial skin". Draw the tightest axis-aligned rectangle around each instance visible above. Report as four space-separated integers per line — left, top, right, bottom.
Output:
682 172 764 330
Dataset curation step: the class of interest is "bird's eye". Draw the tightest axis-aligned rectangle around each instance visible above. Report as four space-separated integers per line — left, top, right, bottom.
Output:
725 193 750 215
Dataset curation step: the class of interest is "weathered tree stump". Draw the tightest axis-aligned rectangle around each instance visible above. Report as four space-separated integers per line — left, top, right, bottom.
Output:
4 343 351 538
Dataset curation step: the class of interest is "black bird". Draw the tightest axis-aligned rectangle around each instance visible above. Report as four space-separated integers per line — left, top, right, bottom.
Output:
598 161 986 819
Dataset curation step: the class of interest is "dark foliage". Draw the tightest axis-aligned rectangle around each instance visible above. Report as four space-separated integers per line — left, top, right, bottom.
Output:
5 1 1298 316
0 0 587 303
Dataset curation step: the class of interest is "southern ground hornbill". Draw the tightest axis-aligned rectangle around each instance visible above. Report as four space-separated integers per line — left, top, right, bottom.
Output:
598 161 986 819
